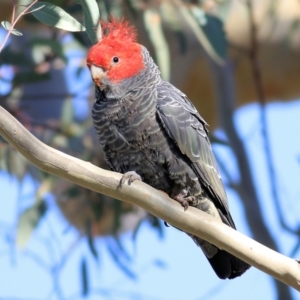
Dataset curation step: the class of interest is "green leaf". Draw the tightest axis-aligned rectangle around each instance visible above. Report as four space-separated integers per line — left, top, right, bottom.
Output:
80 258 89 297
1 21 11 30
200 14 227 60
190 7 227 61
76 0 100 44
31 2 86 32
177 5 225 64
26 4 45 14
1 21 23 36
143 9 170 81
16 200 47 249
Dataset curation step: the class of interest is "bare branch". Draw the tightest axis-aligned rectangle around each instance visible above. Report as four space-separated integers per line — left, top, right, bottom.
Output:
0 105 300 290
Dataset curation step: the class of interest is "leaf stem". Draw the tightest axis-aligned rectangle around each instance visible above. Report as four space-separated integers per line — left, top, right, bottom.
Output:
0 0 39 53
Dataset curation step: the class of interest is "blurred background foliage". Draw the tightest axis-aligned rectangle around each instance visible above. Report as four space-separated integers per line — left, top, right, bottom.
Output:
1 0 300 299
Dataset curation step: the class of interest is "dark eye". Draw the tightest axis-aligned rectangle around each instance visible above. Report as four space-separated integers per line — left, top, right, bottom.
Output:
112 56 119 63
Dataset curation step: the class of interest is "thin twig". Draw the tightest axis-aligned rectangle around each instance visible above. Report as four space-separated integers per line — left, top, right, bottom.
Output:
0 0 39 53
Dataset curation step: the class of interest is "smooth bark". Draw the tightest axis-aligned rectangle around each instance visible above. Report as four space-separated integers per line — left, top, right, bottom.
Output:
0 106 299 291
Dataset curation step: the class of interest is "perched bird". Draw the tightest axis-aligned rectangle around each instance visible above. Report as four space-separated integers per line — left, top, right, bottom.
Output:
87 19 250 279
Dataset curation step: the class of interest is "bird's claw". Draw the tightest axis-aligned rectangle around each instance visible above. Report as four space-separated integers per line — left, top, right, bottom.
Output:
173 190 195 211
118 171 141 189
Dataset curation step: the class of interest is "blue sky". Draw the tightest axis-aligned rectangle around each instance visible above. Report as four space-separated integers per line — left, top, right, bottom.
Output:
0 101 299 300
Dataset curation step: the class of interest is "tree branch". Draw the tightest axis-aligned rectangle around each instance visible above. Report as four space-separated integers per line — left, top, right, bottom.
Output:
0 105 299 290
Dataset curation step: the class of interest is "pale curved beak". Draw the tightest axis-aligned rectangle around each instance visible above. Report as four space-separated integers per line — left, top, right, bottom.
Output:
90 64 106 88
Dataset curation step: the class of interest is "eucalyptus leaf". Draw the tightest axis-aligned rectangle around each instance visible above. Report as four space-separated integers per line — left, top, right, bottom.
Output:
1 21 11 30
31 2 86 32
16 201 47 249
9 29 23 36
76 0 100 44
143 9 170 81
27 4 45 14
177 5 225 64
200 14 227 60
1 21 23 36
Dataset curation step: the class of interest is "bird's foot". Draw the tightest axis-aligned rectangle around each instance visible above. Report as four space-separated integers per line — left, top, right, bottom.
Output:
173 189 195 211
118 171 141 189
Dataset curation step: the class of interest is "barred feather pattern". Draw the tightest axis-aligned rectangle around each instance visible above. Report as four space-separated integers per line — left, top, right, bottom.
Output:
92 46 250 279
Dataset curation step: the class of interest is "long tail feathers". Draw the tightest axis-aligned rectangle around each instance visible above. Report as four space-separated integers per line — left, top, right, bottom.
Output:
192 236 250 279
205 247 250 279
